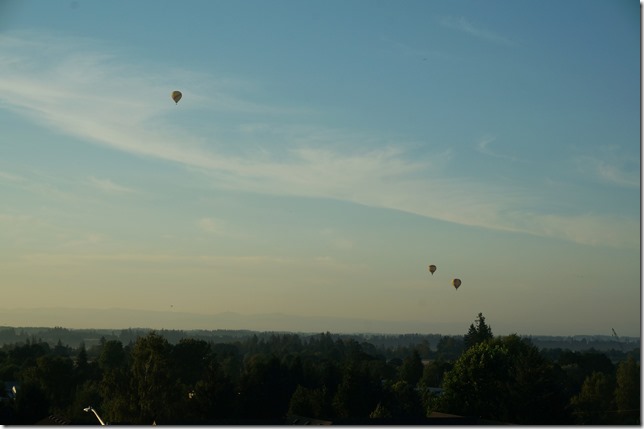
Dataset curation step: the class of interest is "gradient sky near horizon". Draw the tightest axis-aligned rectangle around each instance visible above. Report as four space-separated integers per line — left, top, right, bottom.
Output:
0 0 640 336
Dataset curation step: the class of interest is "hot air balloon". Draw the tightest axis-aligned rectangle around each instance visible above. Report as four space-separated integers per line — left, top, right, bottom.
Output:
452 278 461 290
428 264 436 275
171 90 182 104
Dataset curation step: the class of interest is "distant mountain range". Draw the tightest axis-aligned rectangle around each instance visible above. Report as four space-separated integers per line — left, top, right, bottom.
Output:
0 307 639 341
0 306 467 335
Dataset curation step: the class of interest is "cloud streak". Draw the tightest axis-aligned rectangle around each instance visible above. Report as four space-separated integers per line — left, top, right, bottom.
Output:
197 217 226 234
574 155 639 189
88 176 136 194
476 136 518 162
0 30 636 249
440 16 517 46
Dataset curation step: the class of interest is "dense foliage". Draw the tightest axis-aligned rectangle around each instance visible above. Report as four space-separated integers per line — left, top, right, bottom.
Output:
0 316 639 424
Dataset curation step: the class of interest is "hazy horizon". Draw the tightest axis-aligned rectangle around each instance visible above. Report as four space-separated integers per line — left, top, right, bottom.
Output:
0 1 639 338
0 306 639 338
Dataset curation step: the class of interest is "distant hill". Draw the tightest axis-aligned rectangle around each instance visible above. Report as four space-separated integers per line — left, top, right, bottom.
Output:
0 306 638 352
0 306 470 335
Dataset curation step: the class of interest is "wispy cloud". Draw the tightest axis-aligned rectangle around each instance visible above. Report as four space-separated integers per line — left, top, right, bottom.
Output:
57 232 107 249
0 30 636 249
476 136 518 161
574 155 639 188
15 251 360 274
88 176 135 194
440 16 517 46
0 170 24 182
197 217 225 234
502 211 639 249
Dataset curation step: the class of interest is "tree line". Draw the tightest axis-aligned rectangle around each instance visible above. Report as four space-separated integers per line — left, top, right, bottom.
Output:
0 313 639 424
0 325 634 352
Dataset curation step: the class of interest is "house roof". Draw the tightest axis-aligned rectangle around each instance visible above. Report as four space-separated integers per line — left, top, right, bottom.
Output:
35 415 71 425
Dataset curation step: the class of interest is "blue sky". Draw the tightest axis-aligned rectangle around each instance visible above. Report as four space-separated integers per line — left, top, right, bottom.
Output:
0 0 640 336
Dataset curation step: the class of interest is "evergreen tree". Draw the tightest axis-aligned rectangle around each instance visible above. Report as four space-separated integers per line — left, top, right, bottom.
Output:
76 343 88 371
463 313 493 350
399 350 423 386
435 335 464 360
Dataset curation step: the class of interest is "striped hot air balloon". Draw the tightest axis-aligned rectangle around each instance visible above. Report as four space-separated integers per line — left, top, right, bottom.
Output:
171 90 182 104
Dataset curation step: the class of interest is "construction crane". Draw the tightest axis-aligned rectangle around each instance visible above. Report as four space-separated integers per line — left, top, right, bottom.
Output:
611 328 624 351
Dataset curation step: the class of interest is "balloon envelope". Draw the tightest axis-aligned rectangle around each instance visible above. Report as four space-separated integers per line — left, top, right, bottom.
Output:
428 264 436 275
452 278 461 289
171 90 182 104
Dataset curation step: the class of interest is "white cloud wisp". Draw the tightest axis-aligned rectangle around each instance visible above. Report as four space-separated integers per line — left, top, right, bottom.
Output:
0 31 636 250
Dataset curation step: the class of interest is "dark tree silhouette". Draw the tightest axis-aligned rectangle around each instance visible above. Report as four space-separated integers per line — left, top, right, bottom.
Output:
0 325 636 424
569 371 615 424
399 349 423 386
13 381 49 424
438 335 571 424
129 332 180 423
463 312 493 350
614 356 640 424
